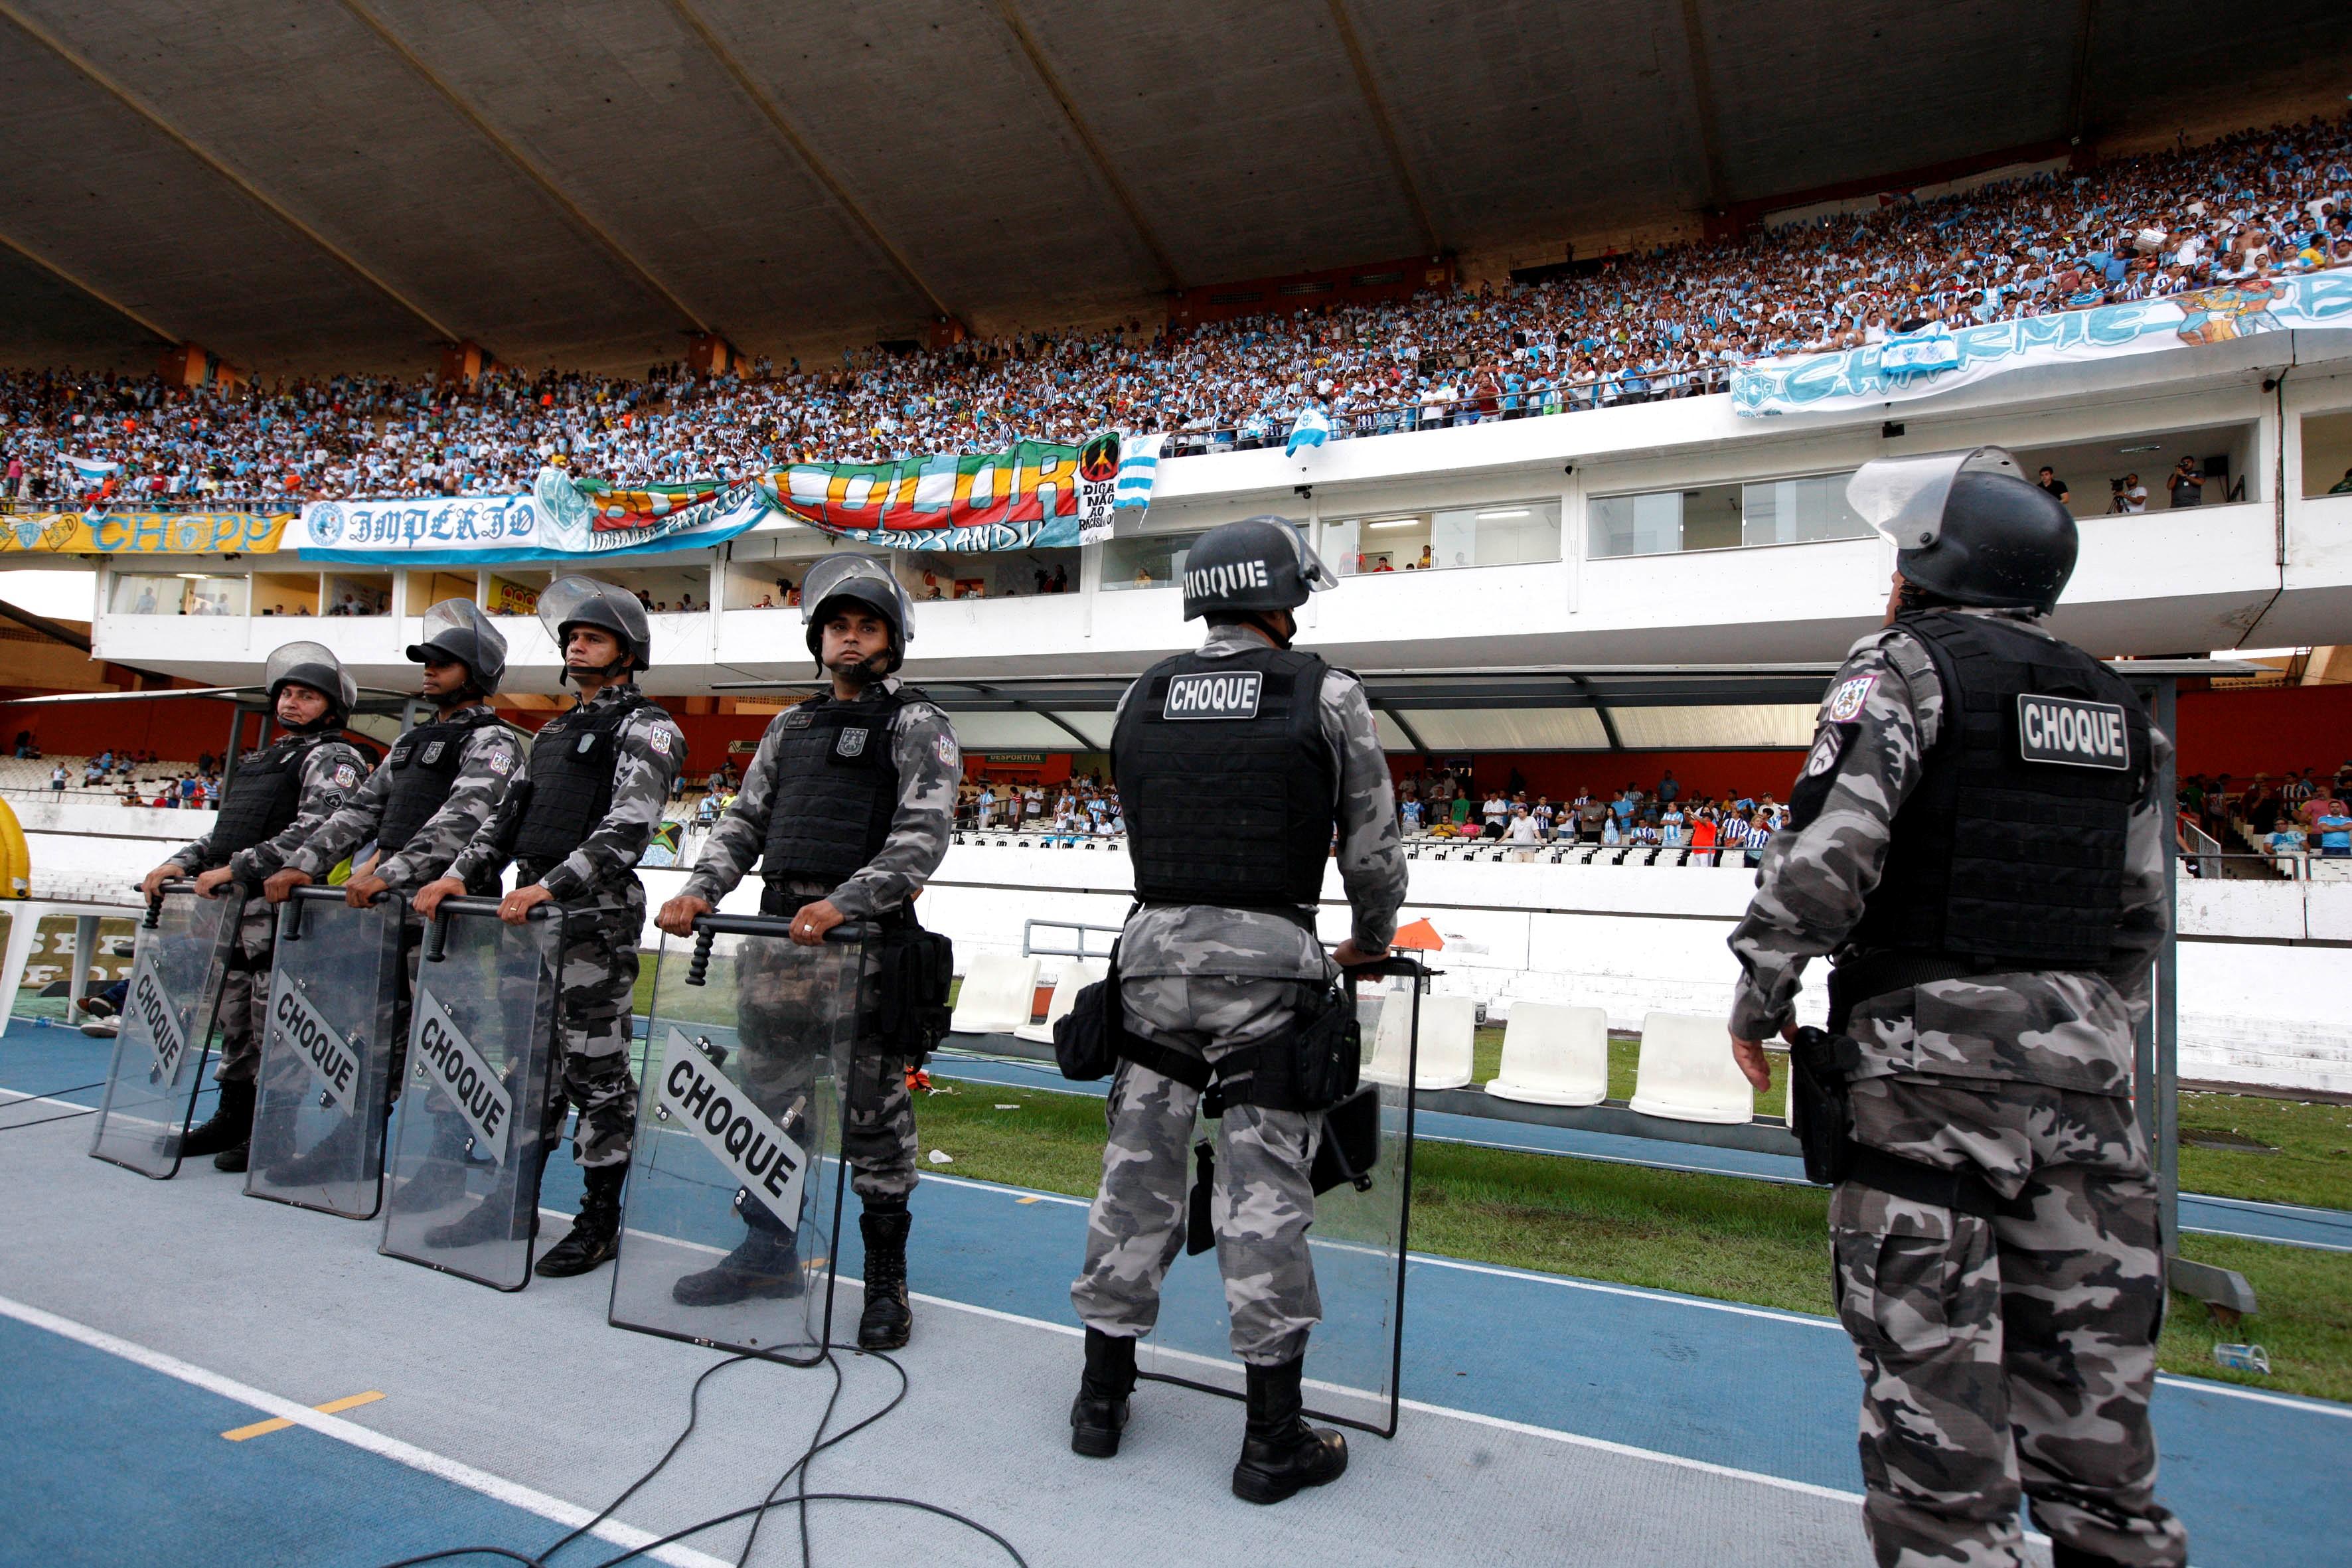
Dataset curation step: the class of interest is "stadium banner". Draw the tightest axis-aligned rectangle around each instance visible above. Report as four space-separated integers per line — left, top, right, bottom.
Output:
1 510 290 556
1732 272 2352 417
288 431 1162 564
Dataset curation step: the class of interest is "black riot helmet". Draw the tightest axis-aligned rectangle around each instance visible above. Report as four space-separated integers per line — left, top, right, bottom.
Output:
538 576 652 681
1179 515 1338 623
1847 446 2078 615
262 641 356 731
406 598 507 696
801 554 915 675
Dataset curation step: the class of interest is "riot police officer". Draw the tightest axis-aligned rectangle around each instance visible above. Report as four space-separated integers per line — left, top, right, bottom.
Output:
415 578 686 1277
255 601 523 1191
1725 449 2187 1568
139 642 368 1172
1068 516 1407 1503
655 554 959 1352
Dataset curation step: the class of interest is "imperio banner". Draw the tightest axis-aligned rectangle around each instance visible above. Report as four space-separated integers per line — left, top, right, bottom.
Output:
287 432 1162 565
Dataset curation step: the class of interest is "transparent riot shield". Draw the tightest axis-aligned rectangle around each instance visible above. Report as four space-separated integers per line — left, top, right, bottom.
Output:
245 888 405 1219
608 916 864 1359
1134 957 1423 1437
88 884 240 1178
378 898 563 1292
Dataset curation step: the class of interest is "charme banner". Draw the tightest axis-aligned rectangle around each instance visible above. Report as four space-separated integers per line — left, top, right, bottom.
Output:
1732 272 2352 416
0 510 289 555
289 431 1162 565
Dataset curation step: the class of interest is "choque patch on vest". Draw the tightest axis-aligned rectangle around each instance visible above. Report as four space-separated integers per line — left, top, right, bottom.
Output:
2015 694 2130 770
1161 670 1262 720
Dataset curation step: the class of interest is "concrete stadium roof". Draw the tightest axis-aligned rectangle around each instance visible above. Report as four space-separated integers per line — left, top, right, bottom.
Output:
1 0 2347 376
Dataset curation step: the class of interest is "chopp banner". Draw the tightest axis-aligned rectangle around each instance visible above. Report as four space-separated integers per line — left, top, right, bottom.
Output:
290 431 1162 564
1732 272 2352 416
1 510 289 555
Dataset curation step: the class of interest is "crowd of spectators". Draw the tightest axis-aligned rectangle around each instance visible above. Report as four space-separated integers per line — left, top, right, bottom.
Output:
1395 768 1786 864
2187 762 2352 868
957 777 1125 838
3 114 2348 509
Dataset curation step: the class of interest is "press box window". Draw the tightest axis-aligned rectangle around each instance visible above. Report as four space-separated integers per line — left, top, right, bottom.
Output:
1102 531 1203 591
1326 501 1559 575
1587 471 1866 558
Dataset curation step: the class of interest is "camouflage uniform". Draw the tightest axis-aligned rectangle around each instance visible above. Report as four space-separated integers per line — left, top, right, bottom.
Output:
449 684 684 1170
166 738 367 1085
1729 609 2187 1568
1071 625 1407 1366
679 677 960 1202
270 704 525 1079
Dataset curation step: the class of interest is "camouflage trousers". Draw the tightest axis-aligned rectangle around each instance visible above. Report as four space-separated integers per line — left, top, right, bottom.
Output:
211 899 278 1085
736 933 917 1204
539 884 644 1171
1835 1073 2188 1568
1070 975 1323 1367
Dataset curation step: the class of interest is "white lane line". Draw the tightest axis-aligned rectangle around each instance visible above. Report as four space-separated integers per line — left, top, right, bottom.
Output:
2178 1223 2352 1255
0 1293 734 1568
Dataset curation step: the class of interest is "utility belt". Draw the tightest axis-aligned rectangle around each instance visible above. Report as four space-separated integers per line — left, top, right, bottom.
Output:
1138 898 1318 931
759 881 954 1062
1052 944 1379 1217
1786 1024 2017 1223
1826 949 1999 1033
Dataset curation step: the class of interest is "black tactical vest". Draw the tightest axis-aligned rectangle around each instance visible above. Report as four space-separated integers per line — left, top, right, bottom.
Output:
212 733 336 859
510 692 659 868
759 689 908 893
1111 645 1336 911
377 709 508 857
1847 611 2150 969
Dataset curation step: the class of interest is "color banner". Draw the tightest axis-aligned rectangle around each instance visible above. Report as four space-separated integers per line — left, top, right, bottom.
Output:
287 431 1160 565
1731 272 2352 416
0 510 289 555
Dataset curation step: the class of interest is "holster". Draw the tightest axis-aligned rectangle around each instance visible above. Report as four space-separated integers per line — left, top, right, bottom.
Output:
1052 945 1123 1082
1787 1024 2007 1221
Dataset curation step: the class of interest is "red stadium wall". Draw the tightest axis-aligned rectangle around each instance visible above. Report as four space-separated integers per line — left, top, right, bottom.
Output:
2173 684 2352 779
0 694 249 761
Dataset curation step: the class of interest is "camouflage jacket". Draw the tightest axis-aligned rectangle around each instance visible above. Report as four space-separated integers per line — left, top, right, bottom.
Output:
276 703 524 890
168 737 368 885
1117 625 1408 982
449 683 686 903
680 678 959 919
1727 609 2171 1093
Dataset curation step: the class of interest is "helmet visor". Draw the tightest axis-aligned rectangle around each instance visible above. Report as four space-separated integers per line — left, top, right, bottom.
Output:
1846 446 2022 550
538 576 649 652
264 641 355 712
800 554 913 639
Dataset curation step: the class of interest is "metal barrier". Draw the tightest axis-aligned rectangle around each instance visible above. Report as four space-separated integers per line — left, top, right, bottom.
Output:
1020 918 1121 961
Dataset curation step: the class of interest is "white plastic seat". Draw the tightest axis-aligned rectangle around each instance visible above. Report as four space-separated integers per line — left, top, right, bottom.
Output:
1362 990 1474 1091
1627 1011 1755 1125
1484 1003 1608 1106
1014 957 1107 1044
948 953 1040 1036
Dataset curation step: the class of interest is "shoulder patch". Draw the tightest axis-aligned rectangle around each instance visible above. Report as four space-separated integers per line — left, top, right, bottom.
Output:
1803 727 1846 777
331 762 359 791
647 724 673 757
489 749 514 775
1825 673 1876 723
935 732 959 769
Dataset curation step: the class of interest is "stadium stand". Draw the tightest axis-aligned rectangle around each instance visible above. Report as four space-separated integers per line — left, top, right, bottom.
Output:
5 113 2349 509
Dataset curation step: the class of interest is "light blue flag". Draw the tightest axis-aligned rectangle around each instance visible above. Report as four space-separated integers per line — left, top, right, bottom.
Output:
1285 406 1331 457
1114 432 1161 509
65 456 121 483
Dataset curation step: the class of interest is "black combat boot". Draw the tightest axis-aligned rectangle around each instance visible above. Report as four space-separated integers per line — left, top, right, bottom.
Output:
1069 1328 1137 1458
390 1115 473 1214
422 1178 536 1248
672 1198 804 1306
261 1107 364 1187
166 1079 254 1163
1231 1355 1348 1504
536 1162 626 1277
856 1198 913 1350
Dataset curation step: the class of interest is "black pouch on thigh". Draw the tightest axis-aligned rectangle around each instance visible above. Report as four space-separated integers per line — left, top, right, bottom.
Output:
1787 1026 1860 1186
1052 943 1123 1081
1310 1084 1379 1195
872 919 955 1064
